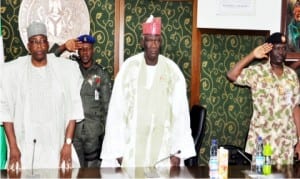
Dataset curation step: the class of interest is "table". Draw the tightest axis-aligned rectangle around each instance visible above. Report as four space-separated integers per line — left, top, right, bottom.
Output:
1 164 300 178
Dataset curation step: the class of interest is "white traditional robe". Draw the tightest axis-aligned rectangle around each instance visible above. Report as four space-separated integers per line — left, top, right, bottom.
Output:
101 52 195 168
0 54 84 169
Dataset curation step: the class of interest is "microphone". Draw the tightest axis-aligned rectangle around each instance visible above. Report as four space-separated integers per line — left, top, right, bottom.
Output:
153 150 181 167
25 139 39 178
32 139 36 175
237 149 252 164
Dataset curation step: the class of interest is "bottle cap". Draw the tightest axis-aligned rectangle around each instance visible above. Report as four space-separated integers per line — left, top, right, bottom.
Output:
212 139 217 144
263 143 272 156
258 136 262 141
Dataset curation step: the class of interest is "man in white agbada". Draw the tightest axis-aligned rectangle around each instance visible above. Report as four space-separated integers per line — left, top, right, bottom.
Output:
0 22 84 170
100 15 195 168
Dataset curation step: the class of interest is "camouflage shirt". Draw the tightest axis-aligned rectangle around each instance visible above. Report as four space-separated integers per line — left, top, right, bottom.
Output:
235 62 300 164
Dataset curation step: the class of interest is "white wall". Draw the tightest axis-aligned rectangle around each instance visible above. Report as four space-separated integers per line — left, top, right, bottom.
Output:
197 0 282 33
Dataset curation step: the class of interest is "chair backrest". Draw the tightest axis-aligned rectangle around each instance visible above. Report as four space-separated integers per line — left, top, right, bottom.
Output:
190 105 206 152
184 105 207 166
219 145 252 165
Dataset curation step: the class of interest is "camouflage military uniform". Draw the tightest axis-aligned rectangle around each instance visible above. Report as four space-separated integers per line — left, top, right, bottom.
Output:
235 62 300 164
73 60 112 167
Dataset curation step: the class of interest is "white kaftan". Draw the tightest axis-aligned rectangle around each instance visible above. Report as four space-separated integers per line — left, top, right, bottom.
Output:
0 54 84 169
100 52 195 168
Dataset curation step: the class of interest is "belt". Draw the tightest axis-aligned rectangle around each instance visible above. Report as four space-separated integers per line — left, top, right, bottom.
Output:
84 113 101 121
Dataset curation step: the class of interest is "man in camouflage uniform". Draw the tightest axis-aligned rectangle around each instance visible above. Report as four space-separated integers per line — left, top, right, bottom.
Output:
227 32 300 164
54 34 112 167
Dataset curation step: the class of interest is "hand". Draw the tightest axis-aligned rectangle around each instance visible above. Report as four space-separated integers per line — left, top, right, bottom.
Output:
295 142 300 160
170 156 180 166
60 143 72 169
170 165 180 177
8 146 21 171
65 39 82 52
59 167 72 178
8 169 22 178
252 43 273 59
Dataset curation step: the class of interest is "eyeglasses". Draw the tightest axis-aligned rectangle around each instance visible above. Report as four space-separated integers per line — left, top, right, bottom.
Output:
29 39 48 46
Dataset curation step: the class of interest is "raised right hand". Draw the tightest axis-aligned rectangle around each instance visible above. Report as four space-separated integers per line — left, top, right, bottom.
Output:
252 43 273 59
65 39 82 52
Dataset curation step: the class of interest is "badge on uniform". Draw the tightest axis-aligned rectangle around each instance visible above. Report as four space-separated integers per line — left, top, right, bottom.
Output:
284 91 292 105
87 75 101 86
87 74 101 101
95 89 99 100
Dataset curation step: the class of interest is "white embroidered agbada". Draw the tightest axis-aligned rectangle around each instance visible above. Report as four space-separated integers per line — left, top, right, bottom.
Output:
0 54 84 169
100 52 195 167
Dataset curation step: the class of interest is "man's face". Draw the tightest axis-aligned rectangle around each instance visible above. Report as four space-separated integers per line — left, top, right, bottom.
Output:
294 6 300 22
269 43 287 65
78 43 93 66
27 35 49 62
142 34 161 64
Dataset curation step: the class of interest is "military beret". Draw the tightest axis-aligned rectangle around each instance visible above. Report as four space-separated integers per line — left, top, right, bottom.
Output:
77 34 96 44
265 32 286 44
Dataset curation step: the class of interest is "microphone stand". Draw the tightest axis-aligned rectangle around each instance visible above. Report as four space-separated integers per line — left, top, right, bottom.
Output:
237 149 252 164
153 150 181 168
30 139 39 178
26 139 39 178
32 139 36 176
144 150 181 178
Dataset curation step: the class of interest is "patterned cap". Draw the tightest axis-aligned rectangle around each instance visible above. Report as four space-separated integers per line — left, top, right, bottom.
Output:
77 34 96 44
265 32 286 44
27 22 47 39
142 15 161 35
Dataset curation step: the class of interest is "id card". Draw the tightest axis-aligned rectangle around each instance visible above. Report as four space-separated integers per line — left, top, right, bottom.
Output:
95 90 99 100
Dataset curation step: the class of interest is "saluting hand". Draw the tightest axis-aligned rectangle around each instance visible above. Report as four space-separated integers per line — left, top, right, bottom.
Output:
252 43 273 59
65 39 82 52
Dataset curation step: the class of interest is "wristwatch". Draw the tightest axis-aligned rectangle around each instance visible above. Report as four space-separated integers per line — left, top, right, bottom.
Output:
65 138 72 145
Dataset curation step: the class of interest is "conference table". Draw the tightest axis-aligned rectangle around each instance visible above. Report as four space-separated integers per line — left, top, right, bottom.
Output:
1 164 300 178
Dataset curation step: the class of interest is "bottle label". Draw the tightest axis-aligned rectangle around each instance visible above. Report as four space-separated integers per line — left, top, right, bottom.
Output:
209 158 218 169
255 156 264 166
209 156 218 178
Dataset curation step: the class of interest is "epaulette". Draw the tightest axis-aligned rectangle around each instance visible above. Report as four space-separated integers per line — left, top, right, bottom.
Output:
95 62 107 71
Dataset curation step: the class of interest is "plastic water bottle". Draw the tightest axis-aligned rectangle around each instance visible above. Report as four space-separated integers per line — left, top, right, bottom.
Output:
255 136 264 174
263 143 272 175
209 139 218 179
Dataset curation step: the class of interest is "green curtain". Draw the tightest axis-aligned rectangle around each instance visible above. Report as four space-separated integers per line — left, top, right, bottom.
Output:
0 125 7 169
